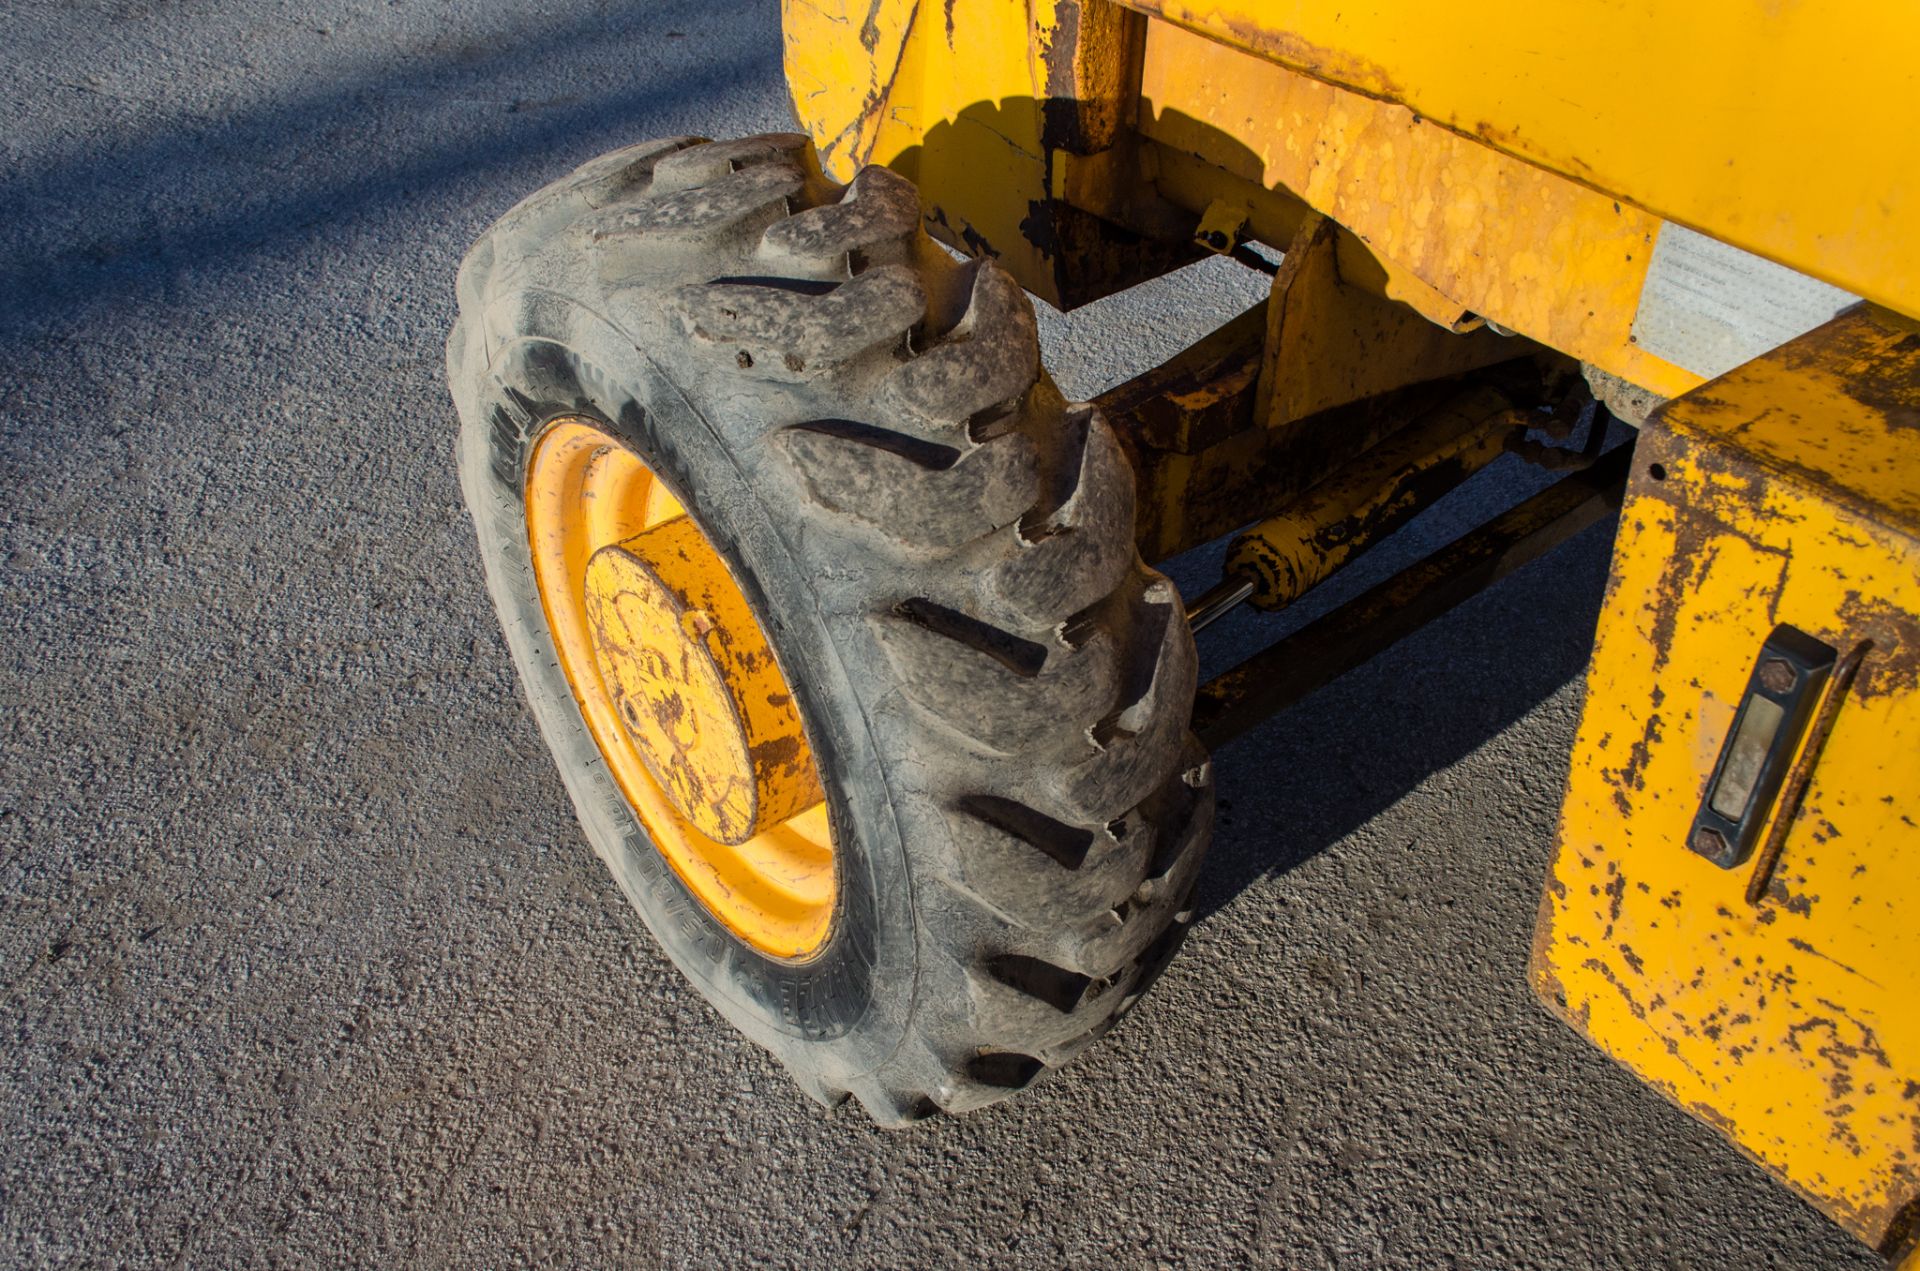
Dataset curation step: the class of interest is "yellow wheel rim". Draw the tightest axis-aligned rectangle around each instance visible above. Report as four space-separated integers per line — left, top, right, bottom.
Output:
526 418 836 958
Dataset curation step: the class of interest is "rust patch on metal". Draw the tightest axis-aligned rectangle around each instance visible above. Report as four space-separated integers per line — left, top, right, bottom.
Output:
1746 639 1873 903
1608 692 1664 817
1533 308 1920 1249
1124 1 1407 103
1837 593 1920 700
1582 956 1648 1022
1779 314 1920 433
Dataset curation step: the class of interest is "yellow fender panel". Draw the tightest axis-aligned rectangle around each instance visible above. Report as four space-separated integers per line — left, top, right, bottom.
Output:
1534 310 1920 1251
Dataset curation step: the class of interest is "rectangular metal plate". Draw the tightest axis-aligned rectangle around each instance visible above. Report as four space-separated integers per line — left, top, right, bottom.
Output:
1632 223 1859 379
1686 624 1835 869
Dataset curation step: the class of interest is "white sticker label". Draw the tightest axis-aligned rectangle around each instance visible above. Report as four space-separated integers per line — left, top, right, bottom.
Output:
1631 223 1858 380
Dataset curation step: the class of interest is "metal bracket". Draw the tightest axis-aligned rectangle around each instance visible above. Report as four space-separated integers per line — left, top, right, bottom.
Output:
1686 625 1836 869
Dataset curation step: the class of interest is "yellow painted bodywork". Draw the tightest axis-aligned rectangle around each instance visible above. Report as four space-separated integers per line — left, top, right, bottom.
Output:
526 420 835 959
783 0 1092 305
781 0 1712 398
1122 0 1920 320
1253 212 1517 428
785 1 1920 402
1132 21 1701 400
1533 310 1920 1249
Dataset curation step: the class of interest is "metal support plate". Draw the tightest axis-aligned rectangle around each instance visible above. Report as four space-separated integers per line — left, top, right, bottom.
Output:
1631 224 1860 381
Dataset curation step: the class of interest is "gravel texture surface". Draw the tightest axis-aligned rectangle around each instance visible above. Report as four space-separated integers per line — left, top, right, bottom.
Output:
0 0 1882 1265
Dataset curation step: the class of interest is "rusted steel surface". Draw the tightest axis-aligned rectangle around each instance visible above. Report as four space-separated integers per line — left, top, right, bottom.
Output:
1224 383 1518 609
1258 213 1522 429
1033 0 1142 156
1194 444 1630 750
1098 208 1561 565
1533 308 1920 1254
1095 301 1266 455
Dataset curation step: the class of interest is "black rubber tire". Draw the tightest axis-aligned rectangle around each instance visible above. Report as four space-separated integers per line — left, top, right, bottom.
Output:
446 133 1214 1123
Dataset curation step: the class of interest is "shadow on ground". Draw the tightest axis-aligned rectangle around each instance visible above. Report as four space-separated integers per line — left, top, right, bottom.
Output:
0 0 744 344
1191 519 1613 920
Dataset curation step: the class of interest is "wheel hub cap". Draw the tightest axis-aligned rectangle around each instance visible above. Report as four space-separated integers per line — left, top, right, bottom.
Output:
523 418 836 959
582 518 820 845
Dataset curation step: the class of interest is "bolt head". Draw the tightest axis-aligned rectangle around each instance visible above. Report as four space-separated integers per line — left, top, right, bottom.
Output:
1693 825 1729 861
1758 658 1796 695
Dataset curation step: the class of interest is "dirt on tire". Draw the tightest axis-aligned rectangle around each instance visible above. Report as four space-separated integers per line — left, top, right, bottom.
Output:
447 133 1213 1123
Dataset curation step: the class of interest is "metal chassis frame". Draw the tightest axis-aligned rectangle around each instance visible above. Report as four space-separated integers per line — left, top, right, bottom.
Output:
781 2 1920 1253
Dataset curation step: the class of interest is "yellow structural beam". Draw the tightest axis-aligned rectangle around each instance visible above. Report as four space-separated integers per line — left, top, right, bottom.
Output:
1122 0 1920 321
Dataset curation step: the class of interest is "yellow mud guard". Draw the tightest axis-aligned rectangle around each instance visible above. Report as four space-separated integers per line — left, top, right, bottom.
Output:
1533 307 1920 1258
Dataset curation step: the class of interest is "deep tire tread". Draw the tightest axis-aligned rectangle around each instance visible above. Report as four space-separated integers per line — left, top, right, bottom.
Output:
452 134 1211 1126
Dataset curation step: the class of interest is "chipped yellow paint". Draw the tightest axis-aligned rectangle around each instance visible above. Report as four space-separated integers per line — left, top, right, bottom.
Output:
782 0 1710 396
584 518 822 846
1134 21 1700 400
526 419 835 959
782 0 1064 299
783 0 1919 414
1534 310 1920 1250
1120 0 1920 322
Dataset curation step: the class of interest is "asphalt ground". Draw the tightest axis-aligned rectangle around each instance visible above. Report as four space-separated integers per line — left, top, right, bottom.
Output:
0 0 1883 1264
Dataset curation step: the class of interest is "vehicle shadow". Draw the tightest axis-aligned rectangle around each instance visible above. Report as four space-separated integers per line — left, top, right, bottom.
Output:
1182 514 1612 921
0 0 758 348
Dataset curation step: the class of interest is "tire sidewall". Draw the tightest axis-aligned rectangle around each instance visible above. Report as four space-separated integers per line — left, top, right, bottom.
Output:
454 291 918 1084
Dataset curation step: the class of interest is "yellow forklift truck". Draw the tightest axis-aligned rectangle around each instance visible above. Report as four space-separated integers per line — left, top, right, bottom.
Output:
446 2 1919 1257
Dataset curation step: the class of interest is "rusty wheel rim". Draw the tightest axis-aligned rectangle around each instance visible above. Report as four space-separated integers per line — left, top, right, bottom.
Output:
525 418 836 959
